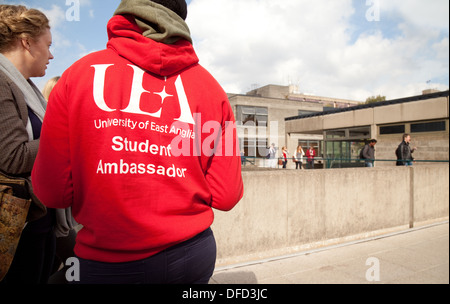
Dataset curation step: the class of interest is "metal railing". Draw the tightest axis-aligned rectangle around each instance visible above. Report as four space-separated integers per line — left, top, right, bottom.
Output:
241 156 449 169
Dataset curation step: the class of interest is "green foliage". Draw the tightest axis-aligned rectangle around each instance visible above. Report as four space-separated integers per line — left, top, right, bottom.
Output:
365 95 386 104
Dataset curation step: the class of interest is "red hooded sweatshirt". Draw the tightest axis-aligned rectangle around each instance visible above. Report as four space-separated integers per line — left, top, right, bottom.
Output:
32 15 243 263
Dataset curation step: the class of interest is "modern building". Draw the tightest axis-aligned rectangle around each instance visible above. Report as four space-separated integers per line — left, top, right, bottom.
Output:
228 84 449 169
285 90 450 168
228 84 360 165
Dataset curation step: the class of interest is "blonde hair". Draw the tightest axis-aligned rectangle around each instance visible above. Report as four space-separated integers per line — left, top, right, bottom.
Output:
42 76 60 101
0 5 50 53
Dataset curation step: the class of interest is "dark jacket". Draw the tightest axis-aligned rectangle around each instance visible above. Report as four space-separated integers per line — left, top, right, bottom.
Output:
396 141 414 166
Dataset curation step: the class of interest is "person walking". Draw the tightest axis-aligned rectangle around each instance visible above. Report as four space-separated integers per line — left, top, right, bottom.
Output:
31 0 243 284
396 134 417 166
267 143 277 168
0 4 55 284
361 139 377 167
306 144 316 169
293 145 305 169
281 146 289 169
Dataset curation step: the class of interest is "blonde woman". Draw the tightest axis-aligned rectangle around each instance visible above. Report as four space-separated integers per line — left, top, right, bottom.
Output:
294 145 305 169
0 4 54 284
42 76 60 101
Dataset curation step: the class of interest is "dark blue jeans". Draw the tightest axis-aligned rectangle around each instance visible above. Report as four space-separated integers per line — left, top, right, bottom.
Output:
75 228 216 284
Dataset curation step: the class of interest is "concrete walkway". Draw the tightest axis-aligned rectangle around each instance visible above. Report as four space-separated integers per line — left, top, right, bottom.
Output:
210 222 449 284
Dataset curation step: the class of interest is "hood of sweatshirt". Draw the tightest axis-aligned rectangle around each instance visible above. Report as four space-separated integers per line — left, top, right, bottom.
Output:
106 14 199 77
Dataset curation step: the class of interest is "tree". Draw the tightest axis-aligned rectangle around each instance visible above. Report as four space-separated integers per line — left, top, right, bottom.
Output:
365 95 386 104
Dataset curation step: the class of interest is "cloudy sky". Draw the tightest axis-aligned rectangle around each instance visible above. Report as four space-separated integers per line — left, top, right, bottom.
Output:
3 0 449 101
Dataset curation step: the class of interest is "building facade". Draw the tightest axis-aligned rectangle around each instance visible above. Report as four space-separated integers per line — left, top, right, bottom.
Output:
229 84 359 166
286 90 450 168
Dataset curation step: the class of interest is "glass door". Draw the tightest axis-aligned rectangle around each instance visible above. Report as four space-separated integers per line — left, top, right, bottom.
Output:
325 140 366 168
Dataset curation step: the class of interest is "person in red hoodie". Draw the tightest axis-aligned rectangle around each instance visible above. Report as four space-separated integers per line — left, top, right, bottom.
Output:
306 144 317 169
31 0 243 284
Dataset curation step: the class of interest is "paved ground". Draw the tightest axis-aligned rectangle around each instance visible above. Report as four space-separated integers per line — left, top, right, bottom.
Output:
210 222 449 284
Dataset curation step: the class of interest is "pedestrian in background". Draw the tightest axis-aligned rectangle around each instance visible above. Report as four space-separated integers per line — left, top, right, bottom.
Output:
267 143 277 168
361 139 377 167
306 144 316 169
281 146 289 169
396 134 417 166
294 145 305 169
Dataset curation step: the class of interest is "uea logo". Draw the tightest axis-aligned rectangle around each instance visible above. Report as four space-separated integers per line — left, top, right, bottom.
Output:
91 64 196 125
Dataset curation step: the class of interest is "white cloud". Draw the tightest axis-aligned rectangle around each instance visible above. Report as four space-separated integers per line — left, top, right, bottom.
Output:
187 0 449 101
42 4 66 28
36 4 72 51
381 0 449 31
78 0 95 19
433 37 449 62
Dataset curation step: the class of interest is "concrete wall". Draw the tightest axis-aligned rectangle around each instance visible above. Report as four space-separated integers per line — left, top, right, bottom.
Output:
211 164 449 266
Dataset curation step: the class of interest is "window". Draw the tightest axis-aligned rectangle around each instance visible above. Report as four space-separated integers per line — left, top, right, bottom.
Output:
379 125 405 135
411 121 446 133
237 106 268 126
325 127 370 140
236 106 269 158
243 138 268 158
349 127 370 139
322 127 371 168
326 130 345 139
298 110 317 116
